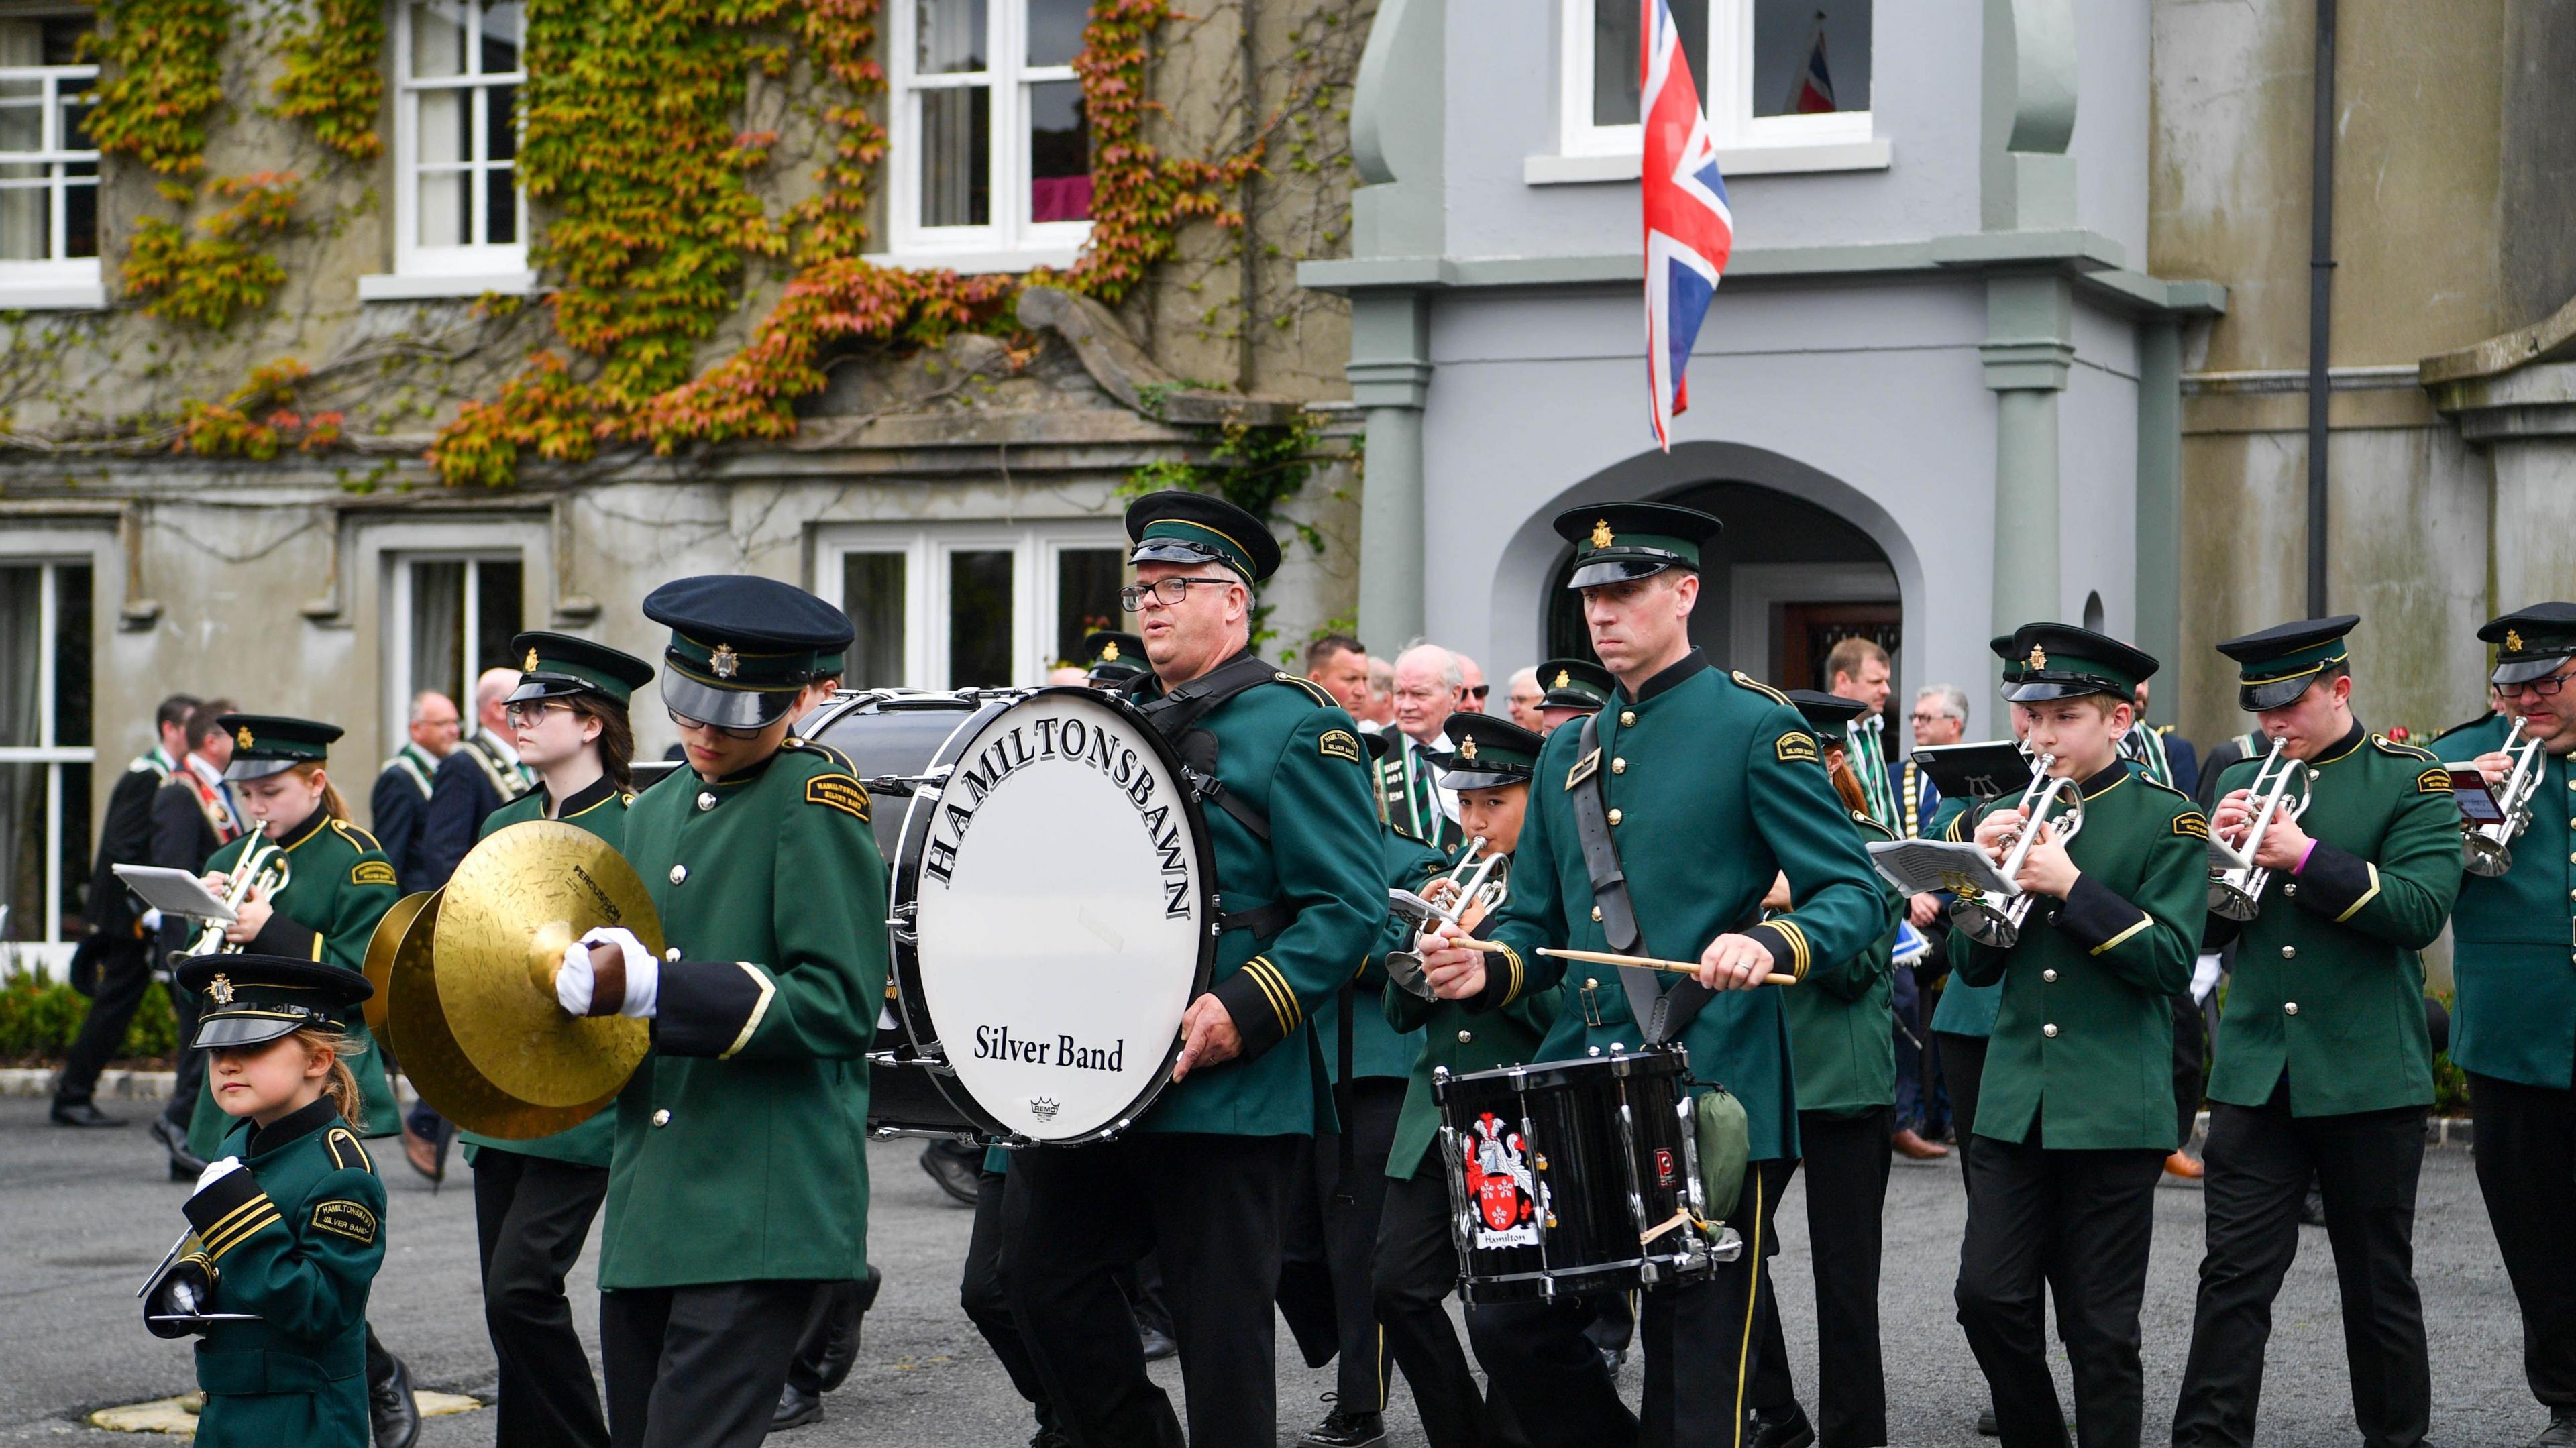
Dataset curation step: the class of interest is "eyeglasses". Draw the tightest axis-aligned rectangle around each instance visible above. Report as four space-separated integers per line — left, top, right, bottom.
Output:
2499 674 2574 700
1118 577 1233 611
1908 711 1960 725
504 700 568 728
1464 685 1490 702
667 708 767 741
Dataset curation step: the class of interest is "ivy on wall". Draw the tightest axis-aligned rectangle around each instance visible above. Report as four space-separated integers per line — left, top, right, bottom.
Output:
84 0 232 177
121 171 299 328
270 0 386 161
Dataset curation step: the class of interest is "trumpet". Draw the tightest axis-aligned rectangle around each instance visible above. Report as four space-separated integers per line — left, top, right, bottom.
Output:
2207 737 2313 921
1950 754 2086 950
1383 840 1511 997
2465 717 2544 877
186 838 291 958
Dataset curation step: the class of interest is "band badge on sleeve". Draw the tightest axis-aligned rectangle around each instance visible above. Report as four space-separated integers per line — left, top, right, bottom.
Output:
350 860 398 887
1318 728 1362 763
806 775 872 822
311 1199 378 1244
2416 767 2453 795
2174 812 2211 840
1774 731 1820 765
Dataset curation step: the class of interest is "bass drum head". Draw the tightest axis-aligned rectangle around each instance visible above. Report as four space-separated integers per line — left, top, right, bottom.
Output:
897 687 1215 1142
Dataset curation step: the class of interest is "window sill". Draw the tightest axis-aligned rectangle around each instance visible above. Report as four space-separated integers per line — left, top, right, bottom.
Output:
1523 137 1892 185
863 244 1085 276
0 279 107 311
356 270 542 302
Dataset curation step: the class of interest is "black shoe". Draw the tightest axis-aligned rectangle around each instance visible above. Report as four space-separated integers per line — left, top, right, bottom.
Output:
1297 1408 1387 1448
51 1097 123 1127
368 1352 421 1448
1748 1404 1815 1448
1977 1407 2000 1437
1136 1322 1178 1361
1597 1345 1627 1372
1030 1431 1073 1448
2528 1410 2576 1447
151 1115 205 1179
772 1382 824 1431
919 1140 981 1206
2300 1188 2327 1227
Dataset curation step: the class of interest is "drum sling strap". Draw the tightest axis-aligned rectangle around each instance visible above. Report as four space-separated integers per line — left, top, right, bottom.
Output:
1569 710 1715 1045
1130 652 1297 941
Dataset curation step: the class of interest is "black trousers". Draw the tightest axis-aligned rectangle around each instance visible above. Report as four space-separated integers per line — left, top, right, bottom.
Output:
161 979 207 1133
2469 1072 2576 1411
786 1268 880 1396
58 935 153 1104
472 1148 610 1448
2170 1089 2429 1448
961 1168 1057 1433
1374 1164 1494 1448
1004 1131 1298 1448
2171 999 2210 1150
1753 1107 1892 1447
600 1279 818 1448
1935 1033 1990 1199
1279 1078 1403 1410
1469 1157 1796 1448
1955 1132 2163 1448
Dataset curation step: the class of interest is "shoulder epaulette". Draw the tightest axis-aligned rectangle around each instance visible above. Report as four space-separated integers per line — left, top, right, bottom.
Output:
1853 811 1896 843
784 735 859 774
1269 672 1338 708
330 819 382 852
323 1127 374 1174
2139 773 2192 801
1729 670 1791 706
2371 733 2437 762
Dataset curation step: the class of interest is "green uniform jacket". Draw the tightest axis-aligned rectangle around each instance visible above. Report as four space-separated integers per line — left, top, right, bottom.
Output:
1952 761 2206 1150
180 1099 384 1448
1475 655 1890 1162
1128 658 1387 1137
602 736 888 1289
2204 723 2461 1116
2432 714 2576 1089
1780 813 1902 1115
1318 825 1444 1087
187 812 402 1160
457 777 631 1170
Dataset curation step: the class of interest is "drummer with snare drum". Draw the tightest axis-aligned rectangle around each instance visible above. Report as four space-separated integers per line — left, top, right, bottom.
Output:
1418 502 1888 1448
1002 491 1386 1448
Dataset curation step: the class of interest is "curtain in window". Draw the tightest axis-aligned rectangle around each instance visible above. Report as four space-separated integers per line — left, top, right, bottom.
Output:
0 21 46 262
0 567 41 940
410 561 464 704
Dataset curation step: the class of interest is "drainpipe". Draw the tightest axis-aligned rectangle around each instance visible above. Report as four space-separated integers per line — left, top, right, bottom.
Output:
2304 0 2337 616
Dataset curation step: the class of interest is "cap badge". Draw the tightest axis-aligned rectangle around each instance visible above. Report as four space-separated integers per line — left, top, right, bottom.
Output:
1099 640 1120 662
1459 736 1479 761
1589 519 1615 550
524 647 540 672
2506 628 2526 653
710 643 740 679
208 973 235 1006
235 726 254 751
1553 669 1570 689
2027 646 2048 671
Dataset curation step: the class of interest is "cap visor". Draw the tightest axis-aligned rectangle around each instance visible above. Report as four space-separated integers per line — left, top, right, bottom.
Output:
506 675 604 705
1566 558 1678 590
1539 691 1604 712
2006 679 2123 704
221 757 301 783
1439 767 1531 791
192 1013 309 1050
2237 675 2320 712
2491 653 2574 686
662 673 798 730
1126 541 1248 583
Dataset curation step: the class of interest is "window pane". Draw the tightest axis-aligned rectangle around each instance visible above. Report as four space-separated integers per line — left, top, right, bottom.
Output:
918 0 987 74
38 18 87 67
419 87 468 165
485 82 517 161
0 20 35 67
409 561 466 705
0 80 42 154
62 176 93 258
1028 80 1089 222
1594 0 1707 127
0 180 46 262
410 1 468 79
52 564 89 749
473 559 523 675
0 567 38 748
486 165 517 245
58 761 89 936
0 760 42 938
947 549 1013 688
418 167 470 246
480 1 523 74
1754 0 1870 116
60 98 92 154
1053 548 1120 667
841 552 907 688
1026 0 1085 66
920 85 990 227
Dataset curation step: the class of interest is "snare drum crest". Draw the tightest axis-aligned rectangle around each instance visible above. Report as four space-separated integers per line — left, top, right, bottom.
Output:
1463 1113 1547 1247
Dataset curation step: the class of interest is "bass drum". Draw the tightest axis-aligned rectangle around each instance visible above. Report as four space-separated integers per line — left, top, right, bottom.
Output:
796 687 1216 1144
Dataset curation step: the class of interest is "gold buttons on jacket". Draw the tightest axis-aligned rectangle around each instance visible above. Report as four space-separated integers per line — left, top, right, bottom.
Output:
1585 978 1599 990
698 792 717 812
2284 1002 2300 1015
1592 906 1603 922
2043 1023 2059 1038
1613 758 1627 774
1608 809 1624 826
1621 711 1637 726
665 948 682 963
2042 969 2058 983
669 865 688 885
1457 1029 1473 1044
651 1109 672 1127
2279 945 2296 960
2283 883 2298 898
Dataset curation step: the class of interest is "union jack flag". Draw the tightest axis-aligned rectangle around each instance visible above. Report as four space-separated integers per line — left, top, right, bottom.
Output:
1640 0 1733 450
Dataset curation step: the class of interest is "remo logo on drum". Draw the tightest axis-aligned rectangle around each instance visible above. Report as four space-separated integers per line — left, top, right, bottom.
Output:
1464 1112 1545 1249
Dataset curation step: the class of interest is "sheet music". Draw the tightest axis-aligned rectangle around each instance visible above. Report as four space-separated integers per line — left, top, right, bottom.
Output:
1865 838 2019 900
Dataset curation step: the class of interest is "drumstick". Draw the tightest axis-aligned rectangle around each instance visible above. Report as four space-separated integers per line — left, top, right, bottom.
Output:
1537 946 1796 985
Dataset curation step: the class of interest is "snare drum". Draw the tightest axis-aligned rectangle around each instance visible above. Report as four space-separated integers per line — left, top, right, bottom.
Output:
1434 1047 1732 1304
798 687 1216 1144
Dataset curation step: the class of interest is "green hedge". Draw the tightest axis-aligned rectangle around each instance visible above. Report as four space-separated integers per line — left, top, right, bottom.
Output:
0 967 180 1062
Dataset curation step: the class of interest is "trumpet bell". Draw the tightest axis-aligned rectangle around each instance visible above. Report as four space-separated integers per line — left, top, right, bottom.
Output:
1949 897 2021 951
2463 836 2514 879
2208 877 2261 922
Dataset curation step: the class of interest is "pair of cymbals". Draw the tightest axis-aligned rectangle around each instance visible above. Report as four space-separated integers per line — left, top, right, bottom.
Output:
360 820 661 1141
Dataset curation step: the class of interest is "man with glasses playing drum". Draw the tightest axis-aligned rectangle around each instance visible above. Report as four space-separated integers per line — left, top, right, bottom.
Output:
1003 492 1385 1448
550 576 888 1448
1415 501 1888 1448
2431 604 2576 1448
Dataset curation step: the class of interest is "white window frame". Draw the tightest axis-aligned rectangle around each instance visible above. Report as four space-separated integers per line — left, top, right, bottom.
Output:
364 1 535 300
0 55 103 308
1530 0 1890 184
0 559 95 963
875 0 1095 274
384 551 523 757
815 520 1127 690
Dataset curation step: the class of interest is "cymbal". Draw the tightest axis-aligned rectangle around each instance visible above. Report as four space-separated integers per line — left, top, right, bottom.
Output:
360 891 435 1038
432 820 659 1115
388 885 616 1140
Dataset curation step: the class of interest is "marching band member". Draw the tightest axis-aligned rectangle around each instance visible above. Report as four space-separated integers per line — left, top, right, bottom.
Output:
1532 657 1612 735
2171 616 2461 1448
1947 626 2205 1448
1374 712 1557 1448
552 576 885 1448
1420 502 1887 1448
150 952 386 1448
459 633 655 1448
1083 629 1150 689
182 714 419 1448
2434 604 2576 1448
1748 691 1906 1448
1004 491 1383 1448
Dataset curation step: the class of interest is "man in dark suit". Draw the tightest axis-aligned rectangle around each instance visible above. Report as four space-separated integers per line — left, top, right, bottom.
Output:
144 699 242 1176
370 689 460 895
50 693 196 1127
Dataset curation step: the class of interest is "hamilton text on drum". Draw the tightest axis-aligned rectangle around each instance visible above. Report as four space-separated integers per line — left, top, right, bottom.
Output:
922 706 1198 921
971 1023 1129 1072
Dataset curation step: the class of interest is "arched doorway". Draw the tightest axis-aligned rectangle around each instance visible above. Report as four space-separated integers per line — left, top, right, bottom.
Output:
1542 480 1902 694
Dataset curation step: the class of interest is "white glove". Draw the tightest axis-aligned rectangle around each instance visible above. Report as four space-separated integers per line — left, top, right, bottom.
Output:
556 927 658 1019
2190 951 2224 1005
140 907 164 932
192 1156 243 1194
